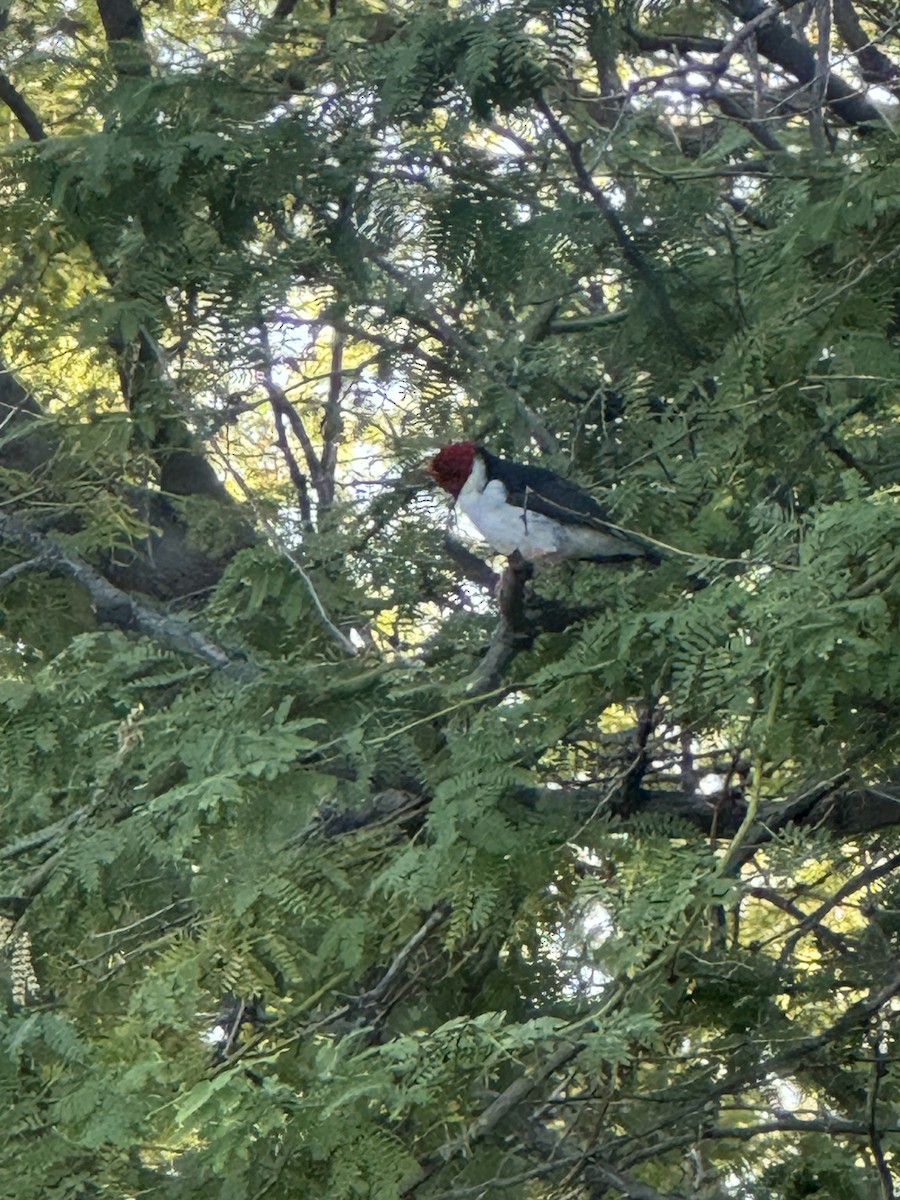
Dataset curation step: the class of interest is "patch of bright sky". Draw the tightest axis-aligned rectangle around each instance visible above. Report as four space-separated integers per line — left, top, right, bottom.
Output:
772 1077 803 1112
544 860 616 998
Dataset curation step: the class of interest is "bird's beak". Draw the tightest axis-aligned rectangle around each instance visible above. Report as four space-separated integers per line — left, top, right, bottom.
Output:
417 457 439 486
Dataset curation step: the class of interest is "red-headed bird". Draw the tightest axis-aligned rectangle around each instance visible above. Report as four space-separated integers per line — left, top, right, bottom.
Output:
428 442 658 564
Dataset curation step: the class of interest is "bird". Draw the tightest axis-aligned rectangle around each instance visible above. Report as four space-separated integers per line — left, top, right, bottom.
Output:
428 441 659 564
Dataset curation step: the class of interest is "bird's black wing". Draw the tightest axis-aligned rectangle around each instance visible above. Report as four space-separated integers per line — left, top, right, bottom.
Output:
480 449 625 534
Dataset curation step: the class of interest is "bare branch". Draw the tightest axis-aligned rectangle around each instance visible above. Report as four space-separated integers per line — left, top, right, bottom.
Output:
442 536 499 592
720 0 886 128
256 321 334 512
0 808 90 863
269 393 314 528
867 1024 895 1200
747 885 853 955
401 1039 585 1195
319 331 345 510
0 511 250 676
523 772 900 844
712 2 782 71
716 965 900 1098
466 554 534 696
627 28 726 55
0 71 45 142
710 87 787 151
359 905 449 1006
310 763 900 850
537 96 704 362
833 0 900 99
0 556 48 589
777 852 900 964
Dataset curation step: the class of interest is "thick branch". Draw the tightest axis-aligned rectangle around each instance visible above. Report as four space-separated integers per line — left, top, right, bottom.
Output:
466 554 534 695
832 0 900 99
525 775 900 842
95 0 151 76
710 87 786 151
308 765 900 848
0 371 251 605
0 71 45 142
0 511 250 676
720 0 886 127
442 536 499 592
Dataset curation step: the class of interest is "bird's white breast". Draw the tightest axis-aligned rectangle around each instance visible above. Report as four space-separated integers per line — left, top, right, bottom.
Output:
456 460 564 558
455 454 635 561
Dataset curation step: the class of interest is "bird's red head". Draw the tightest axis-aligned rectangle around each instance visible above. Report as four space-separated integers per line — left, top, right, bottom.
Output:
428 441 478 498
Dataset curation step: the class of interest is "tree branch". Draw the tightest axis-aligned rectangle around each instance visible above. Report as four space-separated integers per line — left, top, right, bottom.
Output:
0 511 250 676
776 852 900 964
402 1038 586 1195
537 96 704 362
626 28 726 55
466 554 534 696
832 0 900 100
0 557 47 589
306 765 900 848
0 71 45 142
720 0 886 128
95 0 151 76
358 905 450 1007
715 965 900 1099
256 321 332 513
269 394 314 528
319 331 345 510
867 1024 895 1200
709 87 787 151
442 536 499 592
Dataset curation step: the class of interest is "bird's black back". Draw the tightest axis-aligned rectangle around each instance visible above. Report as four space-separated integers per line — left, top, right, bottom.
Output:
480 448 618 530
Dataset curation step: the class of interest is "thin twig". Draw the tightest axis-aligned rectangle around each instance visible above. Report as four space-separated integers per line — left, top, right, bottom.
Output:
208 443 358 657
319 331 345 510
537 96 703 362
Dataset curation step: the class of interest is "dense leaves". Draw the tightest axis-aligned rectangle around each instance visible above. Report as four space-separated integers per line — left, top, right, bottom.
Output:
0 1 899 1197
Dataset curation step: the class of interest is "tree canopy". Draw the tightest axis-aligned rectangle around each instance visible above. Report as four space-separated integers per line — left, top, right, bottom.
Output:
1 1 900 1197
